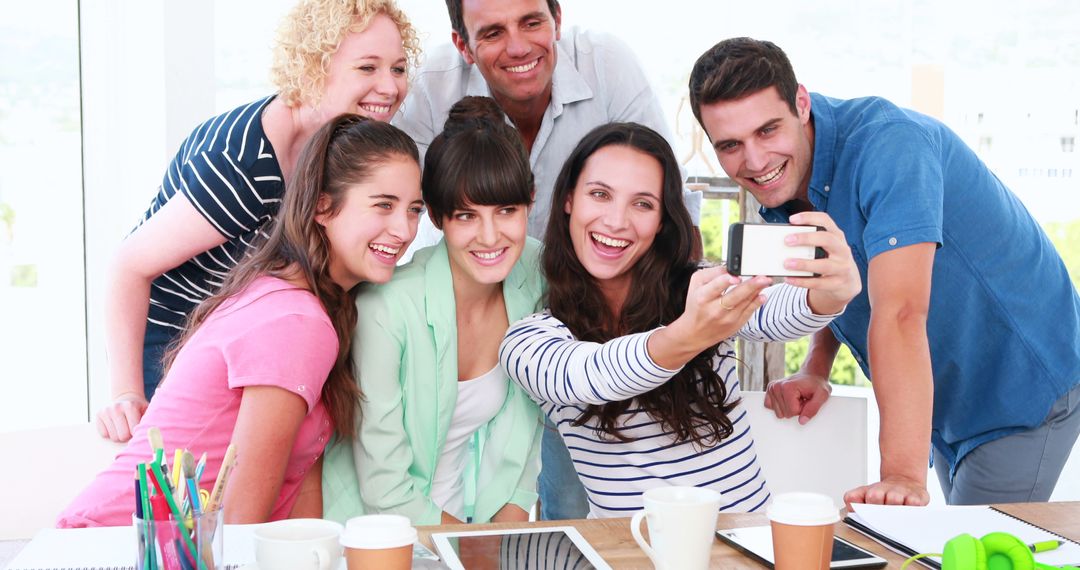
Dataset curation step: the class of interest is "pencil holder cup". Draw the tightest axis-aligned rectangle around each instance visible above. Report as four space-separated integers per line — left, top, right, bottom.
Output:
134 507 224 570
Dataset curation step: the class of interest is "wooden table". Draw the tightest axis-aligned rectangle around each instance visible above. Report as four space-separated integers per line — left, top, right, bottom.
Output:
417 502 1080 569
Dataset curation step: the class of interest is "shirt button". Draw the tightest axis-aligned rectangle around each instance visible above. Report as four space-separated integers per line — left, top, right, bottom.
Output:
824 185 831 192
889 237 898 246
297 385 307 393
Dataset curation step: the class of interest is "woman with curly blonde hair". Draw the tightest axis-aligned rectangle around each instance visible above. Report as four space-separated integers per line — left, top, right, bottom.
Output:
96 0 420 443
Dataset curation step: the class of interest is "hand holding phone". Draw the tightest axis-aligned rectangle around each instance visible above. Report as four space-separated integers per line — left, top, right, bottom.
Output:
725 223 826 277
784 212 863 315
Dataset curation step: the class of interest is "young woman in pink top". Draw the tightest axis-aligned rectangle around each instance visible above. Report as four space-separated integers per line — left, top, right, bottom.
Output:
59 115 424 526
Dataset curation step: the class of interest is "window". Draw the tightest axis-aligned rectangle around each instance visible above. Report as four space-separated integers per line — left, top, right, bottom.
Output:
0 1 85 431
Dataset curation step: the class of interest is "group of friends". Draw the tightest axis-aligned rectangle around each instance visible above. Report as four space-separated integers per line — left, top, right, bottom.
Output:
59 0 1080 528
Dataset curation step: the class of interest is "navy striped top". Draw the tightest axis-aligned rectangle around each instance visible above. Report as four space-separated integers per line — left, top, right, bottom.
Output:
500 283 838 518
137 96 284 330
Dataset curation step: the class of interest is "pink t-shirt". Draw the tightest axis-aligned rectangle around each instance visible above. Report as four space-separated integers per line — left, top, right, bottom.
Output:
59 276 337 527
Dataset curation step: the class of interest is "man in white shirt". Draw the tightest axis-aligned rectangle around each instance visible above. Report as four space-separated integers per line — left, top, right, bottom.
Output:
395 0 696 243
393 0 699 520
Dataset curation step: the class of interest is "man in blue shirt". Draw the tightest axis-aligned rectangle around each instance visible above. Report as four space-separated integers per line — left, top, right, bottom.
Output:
688 37 1080 505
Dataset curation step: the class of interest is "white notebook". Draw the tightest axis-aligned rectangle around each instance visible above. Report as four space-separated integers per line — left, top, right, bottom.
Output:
845 504 1080 569
6 525 258 570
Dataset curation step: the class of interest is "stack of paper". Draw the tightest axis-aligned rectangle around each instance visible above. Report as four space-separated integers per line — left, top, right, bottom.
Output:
846 504 1080 569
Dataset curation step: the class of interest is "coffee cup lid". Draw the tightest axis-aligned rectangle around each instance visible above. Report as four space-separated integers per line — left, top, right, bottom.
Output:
341 516 417 549
766 492 840 526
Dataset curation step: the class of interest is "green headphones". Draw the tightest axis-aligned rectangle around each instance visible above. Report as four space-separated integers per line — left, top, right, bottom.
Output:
919 532 1079 570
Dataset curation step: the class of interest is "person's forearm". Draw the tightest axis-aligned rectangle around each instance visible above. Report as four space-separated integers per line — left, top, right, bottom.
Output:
491 504 529 523
646 318 708 370
441 511 464 524
104 261 154 400
799 327 841 378
868 312 933 485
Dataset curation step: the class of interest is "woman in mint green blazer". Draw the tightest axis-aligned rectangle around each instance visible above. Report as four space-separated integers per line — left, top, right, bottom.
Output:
322 97 543 525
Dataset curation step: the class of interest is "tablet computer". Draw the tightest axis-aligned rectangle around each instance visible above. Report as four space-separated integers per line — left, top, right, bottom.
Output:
430 526 613 570
717 525 887 569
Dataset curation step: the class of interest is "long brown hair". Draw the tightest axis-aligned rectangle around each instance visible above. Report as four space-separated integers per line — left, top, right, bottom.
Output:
542 122 739 446
164 114 419 438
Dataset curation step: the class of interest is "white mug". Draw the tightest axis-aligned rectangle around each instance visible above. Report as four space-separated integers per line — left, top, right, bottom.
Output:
254 518 344 570
631 486 723 570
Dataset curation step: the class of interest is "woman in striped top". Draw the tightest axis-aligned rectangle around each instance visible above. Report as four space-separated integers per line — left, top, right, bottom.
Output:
97 0 421 442
499 122 862 517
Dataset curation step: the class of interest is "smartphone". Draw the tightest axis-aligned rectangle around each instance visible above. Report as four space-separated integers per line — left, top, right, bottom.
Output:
725 222 826 277
716 526 887 569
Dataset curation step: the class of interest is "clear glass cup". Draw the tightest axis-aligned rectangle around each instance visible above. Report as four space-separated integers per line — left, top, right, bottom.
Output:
134 507 224 570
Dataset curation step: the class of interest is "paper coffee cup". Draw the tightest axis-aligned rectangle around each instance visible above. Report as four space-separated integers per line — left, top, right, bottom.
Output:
341 515 417 570
766 493 840 570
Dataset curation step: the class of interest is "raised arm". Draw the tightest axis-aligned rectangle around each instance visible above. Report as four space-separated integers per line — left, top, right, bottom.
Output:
502 267 771 406
98 193 228 442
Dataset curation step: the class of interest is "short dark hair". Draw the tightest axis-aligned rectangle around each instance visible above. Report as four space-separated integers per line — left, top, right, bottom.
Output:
445 0 560 44
688 37 799 125
422 96 533 223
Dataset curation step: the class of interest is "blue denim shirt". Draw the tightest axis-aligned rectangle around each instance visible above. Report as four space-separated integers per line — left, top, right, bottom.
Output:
761 93 1080 476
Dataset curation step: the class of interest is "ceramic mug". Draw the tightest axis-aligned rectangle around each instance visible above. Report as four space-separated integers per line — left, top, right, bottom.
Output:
254 518 344 570
631 486 723 570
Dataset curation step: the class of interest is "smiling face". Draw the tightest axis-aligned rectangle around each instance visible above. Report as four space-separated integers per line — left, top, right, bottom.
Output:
565 144 663 299
442 201 529 288
319 13 409 123
453 0 561 113
318 155 423 289
699 85 815 209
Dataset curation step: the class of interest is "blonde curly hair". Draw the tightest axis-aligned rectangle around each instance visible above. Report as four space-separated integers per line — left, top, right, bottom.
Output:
271 0 420 107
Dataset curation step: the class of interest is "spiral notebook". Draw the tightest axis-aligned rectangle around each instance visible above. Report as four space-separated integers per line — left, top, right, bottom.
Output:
844 504 1080 569
6 525 257 570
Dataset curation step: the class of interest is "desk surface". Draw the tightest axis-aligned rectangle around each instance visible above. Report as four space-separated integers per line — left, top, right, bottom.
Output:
417 501 1080 569
3 502 1076 569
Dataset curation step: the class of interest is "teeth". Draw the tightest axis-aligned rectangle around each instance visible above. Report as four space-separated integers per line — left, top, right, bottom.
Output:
753 163 785 185
591 233 630 248
506 59 539 73
369 244 399 255
473 249 505 260
360 103 391 114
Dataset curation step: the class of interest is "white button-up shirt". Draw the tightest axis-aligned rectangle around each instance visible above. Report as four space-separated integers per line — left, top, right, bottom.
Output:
394 27 699 254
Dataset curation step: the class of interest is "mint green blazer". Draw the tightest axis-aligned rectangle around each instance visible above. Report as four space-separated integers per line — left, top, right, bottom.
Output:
322 239 544 525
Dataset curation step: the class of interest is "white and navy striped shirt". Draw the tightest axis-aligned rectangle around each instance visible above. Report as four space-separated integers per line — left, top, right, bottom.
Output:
137 95 284 330
500 284 838 518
